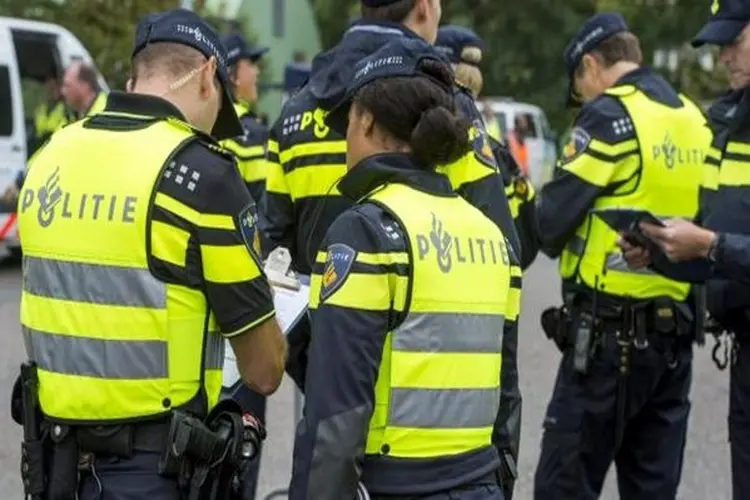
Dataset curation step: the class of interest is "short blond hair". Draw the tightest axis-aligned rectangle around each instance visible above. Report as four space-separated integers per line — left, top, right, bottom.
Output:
453 46 483 97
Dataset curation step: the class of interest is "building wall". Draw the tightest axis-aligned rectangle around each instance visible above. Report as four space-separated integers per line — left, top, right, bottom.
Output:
205 0 322 122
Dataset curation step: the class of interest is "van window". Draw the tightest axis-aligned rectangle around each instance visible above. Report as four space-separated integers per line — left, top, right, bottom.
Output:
514 112 539 138
0 66 13 136
494 112 508 137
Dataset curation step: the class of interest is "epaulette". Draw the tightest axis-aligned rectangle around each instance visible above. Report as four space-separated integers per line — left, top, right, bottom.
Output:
205 141 236 163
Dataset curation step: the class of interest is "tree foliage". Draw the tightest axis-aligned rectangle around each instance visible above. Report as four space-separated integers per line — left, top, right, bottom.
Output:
309 0 728 134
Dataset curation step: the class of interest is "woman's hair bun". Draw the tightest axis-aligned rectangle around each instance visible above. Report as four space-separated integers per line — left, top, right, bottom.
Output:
410 106 472 166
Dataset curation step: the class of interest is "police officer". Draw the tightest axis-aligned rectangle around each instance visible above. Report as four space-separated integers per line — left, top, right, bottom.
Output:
534 12 710 500
620 2 750 498
290 38 521 500
436 25 539 270
61 60 107 119
15 9 286 499
221 33 270 205
263 0 519 276
32 72 72 153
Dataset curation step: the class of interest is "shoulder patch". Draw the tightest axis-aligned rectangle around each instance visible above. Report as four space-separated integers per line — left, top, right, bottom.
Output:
469 119 497 168
237 202 263 266
320 243 357 302
561 126 592 164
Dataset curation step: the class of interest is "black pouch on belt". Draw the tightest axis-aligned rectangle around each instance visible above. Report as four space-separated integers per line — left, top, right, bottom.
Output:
541 307 571 352
46 424 78 500
77 424 134 458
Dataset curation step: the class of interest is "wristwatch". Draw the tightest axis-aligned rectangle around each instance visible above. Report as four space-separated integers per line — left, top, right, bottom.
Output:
707 233 722 263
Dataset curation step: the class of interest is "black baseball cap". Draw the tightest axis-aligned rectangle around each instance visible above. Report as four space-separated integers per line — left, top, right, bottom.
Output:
221 34 269 66
563 12 628 106
324 37 453 136
692 0 750 47
435 25 486 65
132 8 242 140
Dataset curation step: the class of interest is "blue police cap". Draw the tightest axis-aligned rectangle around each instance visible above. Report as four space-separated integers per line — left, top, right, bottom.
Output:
563 12 628 106
221 34 269 66
435 25 486 65
324 37 452 135
132 8 242 140
692 0 750 47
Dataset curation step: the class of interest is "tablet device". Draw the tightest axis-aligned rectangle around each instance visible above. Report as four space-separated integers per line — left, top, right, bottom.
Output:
592 208 665 234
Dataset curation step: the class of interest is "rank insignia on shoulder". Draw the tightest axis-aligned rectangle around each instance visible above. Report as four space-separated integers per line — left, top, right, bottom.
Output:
237 202 263 265
320 243 357 302
561 126 592 164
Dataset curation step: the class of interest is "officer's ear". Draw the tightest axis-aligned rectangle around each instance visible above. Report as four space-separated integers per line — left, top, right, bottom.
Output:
356 105 376 138
580 53 599 78
199 56 219 99
125 78 134 93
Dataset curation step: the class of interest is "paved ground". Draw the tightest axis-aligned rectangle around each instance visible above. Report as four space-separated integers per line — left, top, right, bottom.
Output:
0 256 732 499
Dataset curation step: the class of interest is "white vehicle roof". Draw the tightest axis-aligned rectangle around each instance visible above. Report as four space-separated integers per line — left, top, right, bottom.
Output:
478 97 545 116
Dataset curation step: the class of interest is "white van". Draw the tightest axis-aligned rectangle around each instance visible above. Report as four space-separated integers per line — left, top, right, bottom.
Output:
477 98 558 189
0 17 108 257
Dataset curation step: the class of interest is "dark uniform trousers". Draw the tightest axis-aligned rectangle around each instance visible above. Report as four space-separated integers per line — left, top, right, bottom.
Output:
373 483 504 500
535 333 692 500
78 452 180 500
730 335 750 500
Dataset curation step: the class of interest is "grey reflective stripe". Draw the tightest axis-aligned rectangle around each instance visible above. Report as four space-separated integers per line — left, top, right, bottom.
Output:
390 387 500 428
566 235 586 256
23 326 168 379
393 313 504 353
204 331 225 371
605 252 656 275
24 256 166 309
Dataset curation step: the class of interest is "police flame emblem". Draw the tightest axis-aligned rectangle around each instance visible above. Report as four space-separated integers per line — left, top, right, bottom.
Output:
429 212 453 273
37 166 62 228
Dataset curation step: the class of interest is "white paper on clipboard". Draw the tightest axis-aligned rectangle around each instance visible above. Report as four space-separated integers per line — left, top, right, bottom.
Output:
222 283 310 388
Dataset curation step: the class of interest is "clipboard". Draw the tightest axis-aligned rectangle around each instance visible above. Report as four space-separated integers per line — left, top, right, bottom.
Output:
221 282 309 389
221 247 310 389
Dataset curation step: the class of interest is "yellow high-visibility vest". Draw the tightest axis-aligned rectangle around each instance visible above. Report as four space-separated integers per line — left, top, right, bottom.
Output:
34 100 69 138
364 183 510 458
559 85 710 301
221 102 267 192
19 113 224 423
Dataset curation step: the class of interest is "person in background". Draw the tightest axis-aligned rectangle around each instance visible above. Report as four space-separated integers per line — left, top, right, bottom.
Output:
481 98 502 142
221 33 270 206
32 72 72 153
61 60 107 120
219 32 270 500
534 12 709 500
507 115 530 176
290 37 516 500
